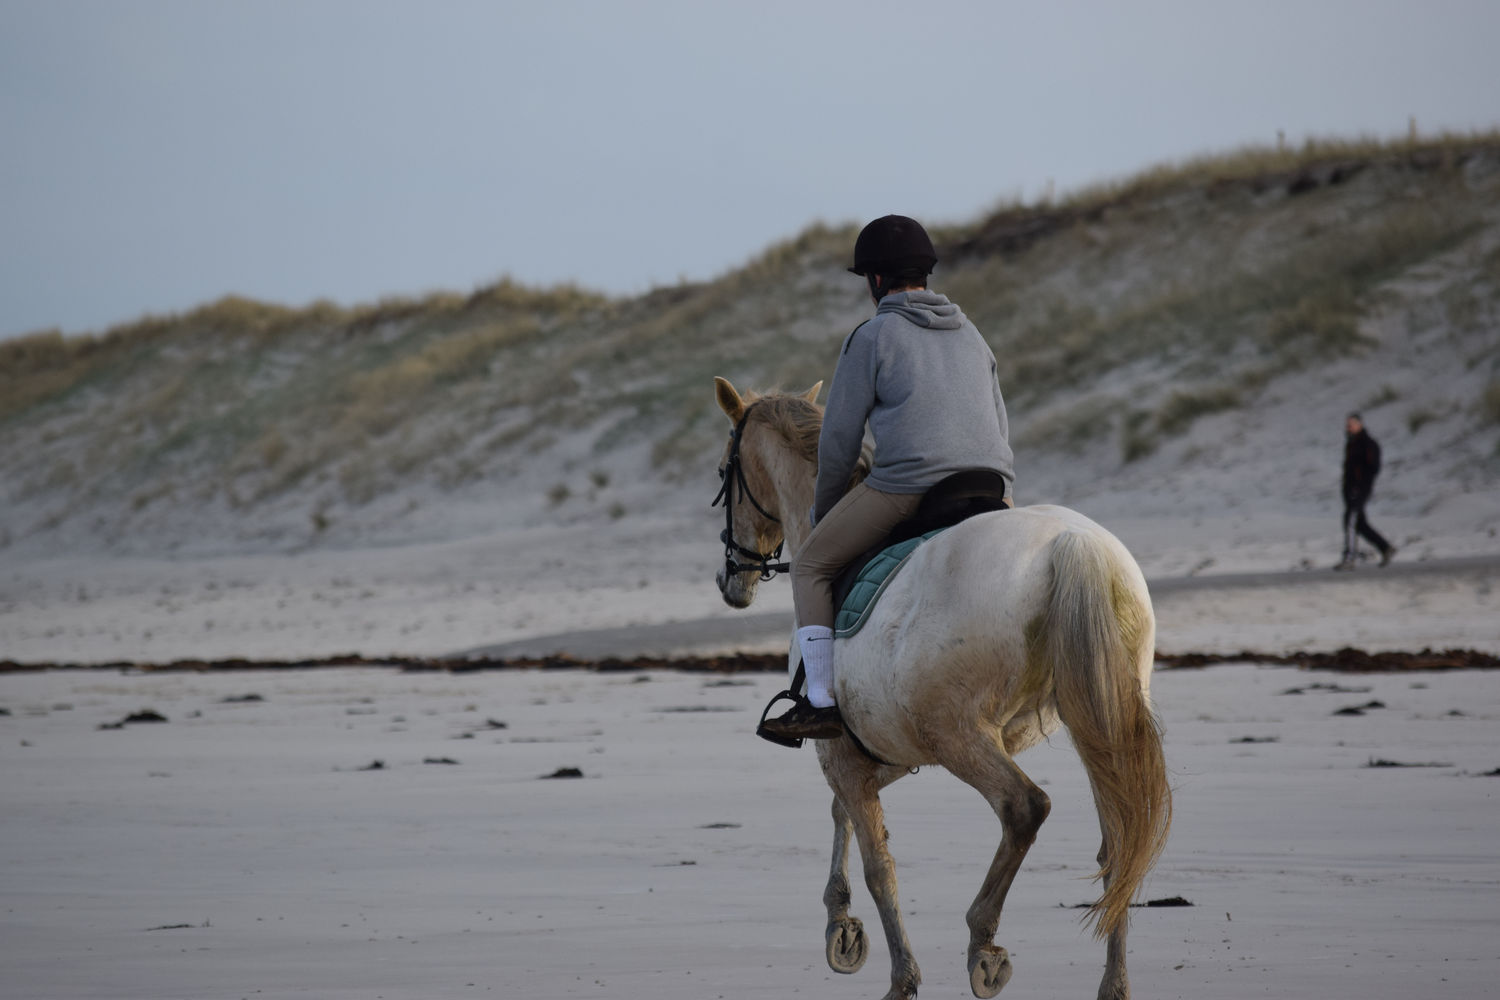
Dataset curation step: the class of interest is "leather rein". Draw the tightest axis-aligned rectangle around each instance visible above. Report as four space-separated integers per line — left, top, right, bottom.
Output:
711 405 790 582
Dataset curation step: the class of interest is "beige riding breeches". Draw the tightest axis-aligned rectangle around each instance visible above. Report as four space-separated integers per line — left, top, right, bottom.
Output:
791 483 923 630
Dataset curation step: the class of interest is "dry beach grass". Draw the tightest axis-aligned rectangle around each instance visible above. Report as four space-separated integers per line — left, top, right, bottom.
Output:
3 132 1499 560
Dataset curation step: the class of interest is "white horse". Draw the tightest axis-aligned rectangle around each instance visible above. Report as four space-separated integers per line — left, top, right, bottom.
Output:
712 377 1172 1000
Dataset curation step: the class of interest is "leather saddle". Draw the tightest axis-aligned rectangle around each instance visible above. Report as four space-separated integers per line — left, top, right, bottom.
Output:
830 469 1011 614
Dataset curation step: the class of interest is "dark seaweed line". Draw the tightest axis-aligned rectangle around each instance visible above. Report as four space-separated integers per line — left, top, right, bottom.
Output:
1 646 1496 675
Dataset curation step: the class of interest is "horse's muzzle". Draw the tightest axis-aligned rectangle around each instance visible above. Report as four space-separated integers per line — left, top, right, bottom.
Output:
716 565 757 609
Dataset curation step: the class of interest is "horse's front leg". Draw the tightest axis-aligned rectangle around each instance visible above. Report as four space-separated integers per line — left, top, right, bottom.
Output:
819 741 920 1000
823 796 869 974
944 736 1051 999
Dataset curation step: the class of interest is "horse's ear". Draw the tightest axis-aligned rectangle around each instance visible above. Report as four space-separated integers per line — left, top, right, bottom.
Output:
714 376 746 423
802 381 823 404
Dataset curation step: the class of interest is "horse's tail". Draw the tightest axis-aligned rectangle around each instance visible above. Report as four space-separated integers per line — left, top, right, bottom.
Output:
1041 529 1172 939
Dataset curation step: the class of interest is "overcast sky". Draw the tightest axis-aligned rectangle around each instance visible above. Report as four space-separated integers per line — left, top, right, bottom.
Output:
3 0 1498 341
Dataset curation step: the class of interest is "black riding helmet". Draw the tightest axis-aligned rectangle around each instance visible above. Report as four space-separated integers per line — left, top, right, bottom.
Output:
847 214 938 277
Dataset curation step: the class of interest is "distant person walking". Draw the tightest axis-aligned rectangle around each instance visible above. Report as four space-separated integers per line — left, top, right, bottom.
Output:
1339 412 1394 569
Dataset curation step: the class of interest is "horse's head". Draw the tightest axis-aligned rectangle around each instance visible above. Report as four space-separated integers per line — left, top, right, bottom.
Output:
711 376 821 609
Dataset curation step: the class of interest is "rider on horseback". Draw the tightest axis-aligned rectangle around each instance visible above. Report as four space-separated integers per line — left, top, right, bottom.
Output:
760 215 1017 742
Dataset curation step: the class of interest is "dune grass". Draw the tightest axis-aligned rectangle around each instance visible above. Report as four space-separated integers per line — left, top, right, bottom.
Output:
0 330 99 422
4 131 1498 540
959 178 1481 467
1056 128 1500 213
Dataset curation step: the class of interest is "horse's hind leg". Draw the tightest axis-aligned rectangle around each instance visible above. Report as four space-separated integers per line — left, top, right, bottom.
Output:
819 744 920 1000
1095 835 1130 1000
944 734 1051 999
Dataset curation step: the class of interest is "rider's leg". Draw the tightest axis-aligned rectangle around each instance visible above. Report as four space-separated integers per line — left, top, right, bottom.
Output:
793 484 923 627
763 484 921 742
793 483 922 625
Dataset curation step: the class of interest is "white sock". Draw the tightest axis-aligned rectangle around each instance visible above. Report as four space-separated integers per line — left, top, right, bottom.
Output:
797 625 836 708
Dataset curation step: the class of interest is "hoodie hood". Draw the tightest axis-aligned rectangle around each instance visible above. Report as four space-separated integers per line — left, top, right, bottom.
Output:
876 289 965 330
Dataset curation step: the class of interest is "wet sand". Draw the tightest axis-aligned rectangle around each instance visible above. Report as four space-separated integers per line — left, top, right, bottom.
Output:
2 660 1497 1000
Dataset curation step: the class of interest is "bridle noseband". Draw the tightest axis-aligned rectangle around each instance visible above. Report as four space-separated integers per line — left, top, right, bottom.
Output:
712 405 790 582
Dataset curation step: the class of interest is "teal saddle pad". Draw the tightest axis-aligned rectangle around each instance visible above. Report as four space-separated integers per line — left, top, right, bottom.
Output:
833 527 946 638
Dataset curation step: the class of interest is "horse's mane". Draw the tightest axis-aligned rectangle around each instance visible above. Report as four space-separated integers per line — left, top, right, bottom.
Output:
745 390 871 485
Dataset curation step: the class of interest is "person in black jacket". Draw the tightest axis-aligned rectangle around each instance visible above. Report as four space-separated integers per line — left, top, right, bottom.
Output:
1339 413 1394 568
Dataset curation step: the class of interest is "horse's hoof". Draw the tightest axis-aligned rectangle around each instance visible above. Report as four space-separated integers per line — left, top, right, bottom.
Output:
825 915 868 974
968 944 1013 998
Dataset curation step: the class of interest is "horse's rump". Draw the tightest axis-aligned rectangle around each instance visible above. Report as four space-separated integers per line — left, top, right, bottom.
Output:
831 506 1093 755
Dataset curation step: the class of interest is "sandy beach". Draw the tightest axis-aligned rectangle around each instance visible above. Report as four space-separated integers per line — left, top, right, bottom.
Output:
2 658 1497 1000
2 484 1498 1000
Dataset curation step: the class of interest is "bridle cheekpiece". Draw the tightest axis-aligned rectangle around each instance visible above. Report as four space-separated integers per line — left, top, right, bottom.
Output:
712 404 790 582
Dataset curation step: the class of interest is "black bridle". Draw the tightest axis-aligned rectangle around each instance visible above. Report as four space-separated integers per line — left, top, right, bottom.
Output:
711 405 790 581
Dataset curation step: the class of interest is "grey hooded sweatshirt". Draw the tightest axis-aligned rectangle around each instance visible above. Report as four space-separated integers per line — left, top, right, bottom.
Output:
814 289 1014 523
